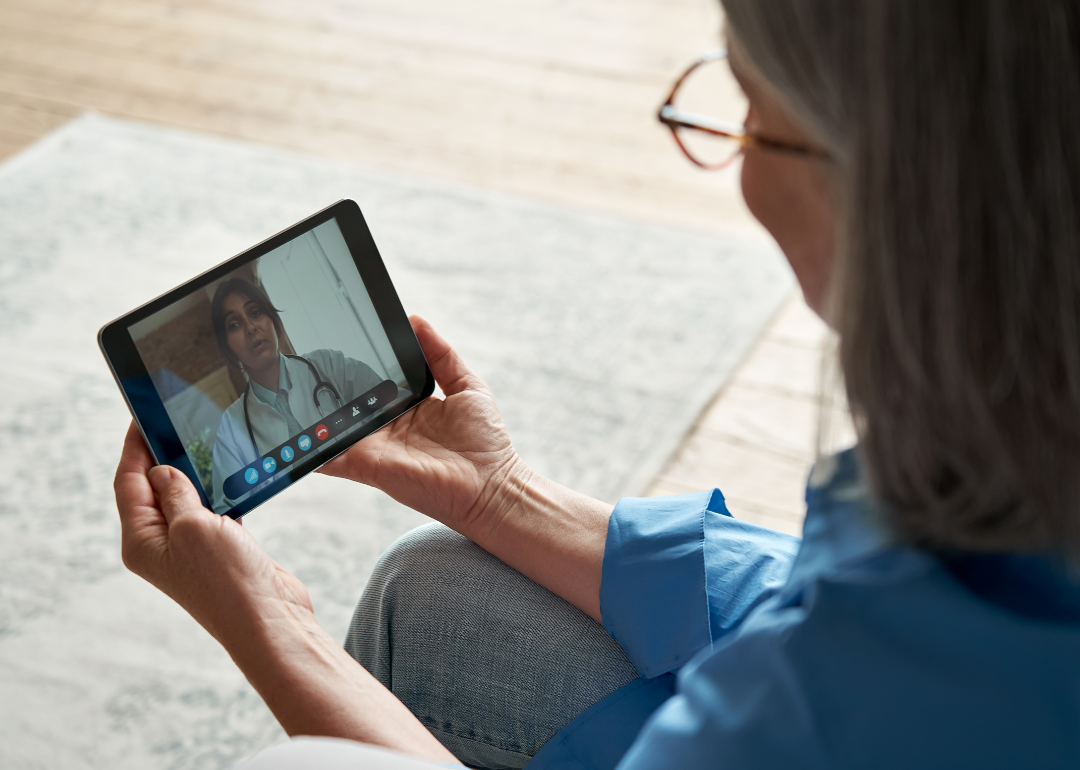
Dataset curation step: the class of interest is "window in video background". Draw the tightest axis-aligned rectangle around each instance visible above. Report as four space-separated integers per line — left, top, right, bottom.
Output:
128 218 410 511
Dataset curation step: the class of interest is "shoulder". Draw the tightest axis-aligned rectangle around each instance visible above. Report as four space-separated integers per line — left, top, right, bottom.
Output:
298 349 345 369
301 349 379 378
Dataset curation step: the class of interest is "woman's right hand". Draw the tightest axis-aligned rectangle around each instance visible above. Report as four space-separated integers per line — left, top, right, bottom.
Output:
319 316 529 538
325 315 612 622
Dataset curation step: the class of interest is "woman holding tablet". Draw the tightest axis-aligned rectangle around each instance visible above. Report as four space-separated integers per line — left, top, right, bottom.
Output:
209 277 384 512
114 2 1080 769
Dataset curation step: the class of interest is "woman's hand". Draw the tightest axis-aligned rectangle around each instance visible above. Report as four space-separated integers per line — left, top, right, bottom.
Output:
319 316 528 539
322 316 612 622
113 422 459 763
114 422 313 645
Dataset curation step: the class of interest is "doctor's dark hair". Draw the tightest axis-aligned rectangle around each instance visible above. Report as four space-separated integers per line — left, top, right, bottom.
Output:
722 0 1080 555
210 277 285 369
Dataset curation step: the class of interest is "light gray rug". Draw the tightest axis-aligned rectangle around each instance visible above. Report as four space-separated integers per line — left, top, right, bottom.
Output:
0 113 792 769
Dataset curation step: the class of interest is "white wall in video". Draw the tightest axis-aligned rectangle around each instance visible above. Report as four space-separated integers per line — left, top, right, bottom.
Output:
129 218 408 513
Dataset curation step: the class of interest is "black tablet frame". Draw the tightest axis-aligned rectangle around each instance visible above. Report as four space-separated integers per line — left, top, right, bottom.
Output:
98 199 435 519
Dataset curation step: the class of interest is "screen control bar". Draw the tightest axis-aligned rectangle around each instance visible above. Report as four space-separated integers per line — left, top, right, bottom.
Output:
222 379 400 499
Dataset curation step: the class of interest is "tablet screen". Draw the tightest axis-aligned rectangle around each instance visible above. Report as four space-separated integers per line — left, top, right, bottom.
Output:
126 216 413 514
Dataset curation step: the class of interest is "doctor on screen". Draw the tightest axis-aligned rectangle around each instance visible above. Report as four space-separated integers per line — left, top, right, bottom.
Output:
209 277 384 513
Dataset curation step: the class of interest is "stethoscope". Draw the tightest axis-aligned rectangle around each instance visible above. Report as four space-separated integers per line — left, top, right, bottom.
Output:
242 354 341 455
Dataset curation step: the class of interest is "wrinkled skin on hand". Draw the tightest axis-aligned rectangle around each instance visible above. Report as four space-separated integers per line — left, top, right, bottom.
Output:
318 315 524 536
115 424 314 642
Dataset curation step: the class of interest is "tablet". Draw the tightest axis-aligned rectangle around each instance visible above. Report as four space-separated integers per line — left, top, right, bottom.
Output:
99 200 434 519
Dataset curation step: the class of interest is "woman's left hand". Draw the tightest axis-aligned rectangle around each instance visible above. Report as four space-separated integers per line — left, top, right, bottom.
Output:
113 422 462 763
114 422 312 646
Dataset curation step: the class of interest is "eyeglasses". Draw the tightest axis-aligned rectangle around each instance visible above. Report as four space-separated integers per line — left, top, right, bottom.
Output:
657 48 828 170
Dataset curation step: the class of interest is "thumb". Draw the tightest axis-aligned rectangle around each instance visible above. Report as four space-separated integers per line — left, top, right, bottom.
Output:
148 465 207 525
410 314 486 397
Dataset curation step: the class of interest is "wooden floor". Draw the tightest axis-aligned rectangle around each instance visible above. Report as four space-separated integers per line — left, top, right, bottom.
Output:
0 0 841 532
647 296 852 536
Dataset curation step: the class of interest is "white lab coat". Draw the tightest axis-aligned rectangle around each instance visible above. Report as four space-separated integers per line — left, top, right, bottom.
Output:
211 349 384 513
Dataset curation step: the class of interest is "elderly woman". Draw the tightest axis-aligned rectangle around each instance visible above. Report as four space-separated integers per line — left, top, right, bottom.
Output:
113 2 1080 769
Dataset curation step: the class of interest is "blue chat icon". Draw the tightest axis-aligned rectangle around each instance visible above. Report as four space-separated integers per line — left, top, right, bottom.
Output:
244 467 259 485
280 446 295 463
297 435 312 452
262 457 277 474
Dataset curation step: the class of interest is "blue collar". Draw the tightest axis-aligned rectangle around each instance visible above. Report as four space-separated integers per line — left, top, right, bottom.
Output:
788 446 1080 623
784 447 898 588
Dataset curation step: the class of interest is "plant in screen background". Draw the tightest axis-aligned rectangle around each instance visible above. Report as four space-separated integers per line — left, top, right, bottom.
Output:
186 426 214 493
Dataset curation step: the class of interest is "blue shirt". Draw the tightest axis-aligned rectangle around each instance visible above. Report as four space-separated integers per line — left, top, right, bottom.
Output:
529 448 1080 769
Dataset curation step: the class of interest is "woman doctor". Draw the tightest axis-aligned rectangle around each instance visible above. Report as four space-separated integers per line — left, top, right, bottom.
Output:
209 277 384 512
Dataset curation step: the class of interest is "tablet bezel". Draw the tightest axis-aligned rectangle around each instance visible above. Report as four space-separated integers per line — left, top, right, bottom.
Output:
98 199 435 519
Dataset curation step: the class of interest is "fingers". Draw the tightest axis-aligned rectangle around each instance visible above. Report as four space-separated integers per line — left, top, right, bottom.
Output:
114 422 159 526
116 421 153 478
148 464 209 526
409 315 486 397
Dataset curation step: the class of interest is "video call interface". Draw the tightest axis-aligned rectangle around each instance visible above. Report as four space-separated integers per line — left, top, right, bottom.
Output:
129 218 412 514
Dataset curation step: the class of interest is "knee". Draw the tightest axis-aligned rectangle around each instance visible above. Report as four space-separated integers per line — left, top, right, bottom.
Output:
347 523 472 672
361 522 499 620
371 522 476 590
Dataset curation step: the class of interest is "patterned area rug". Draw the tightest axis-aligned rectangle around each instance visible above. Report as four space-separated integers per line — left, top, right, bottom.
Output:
0 114 791 769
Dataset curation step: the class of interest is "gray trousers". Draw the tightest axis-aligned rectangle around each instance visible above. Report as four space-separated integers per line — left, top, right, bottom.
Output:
344 523 641 770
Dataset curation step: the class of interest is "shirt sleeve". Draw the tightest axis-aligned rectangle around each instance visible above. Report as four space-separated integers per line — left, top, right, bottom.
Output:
600 489 800 678
614 608 831 770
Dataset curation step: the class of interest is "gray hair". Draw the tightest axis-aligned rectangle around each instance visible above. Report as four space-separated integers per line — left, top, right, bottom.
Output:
721 1 1080 554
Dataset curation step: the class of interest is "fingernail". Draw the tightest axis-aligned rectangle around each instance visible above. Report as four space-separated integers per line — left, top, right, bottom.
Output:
147 465 171 492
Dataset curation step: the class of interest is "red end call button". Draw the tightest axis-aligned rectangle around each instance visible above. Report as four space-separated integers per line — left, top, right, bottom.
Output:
315 424 329 441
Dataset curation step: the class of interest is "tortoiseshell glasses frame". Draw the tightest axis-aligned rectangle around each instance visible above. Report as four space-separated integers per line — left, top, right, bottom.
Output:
657 48 830 170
